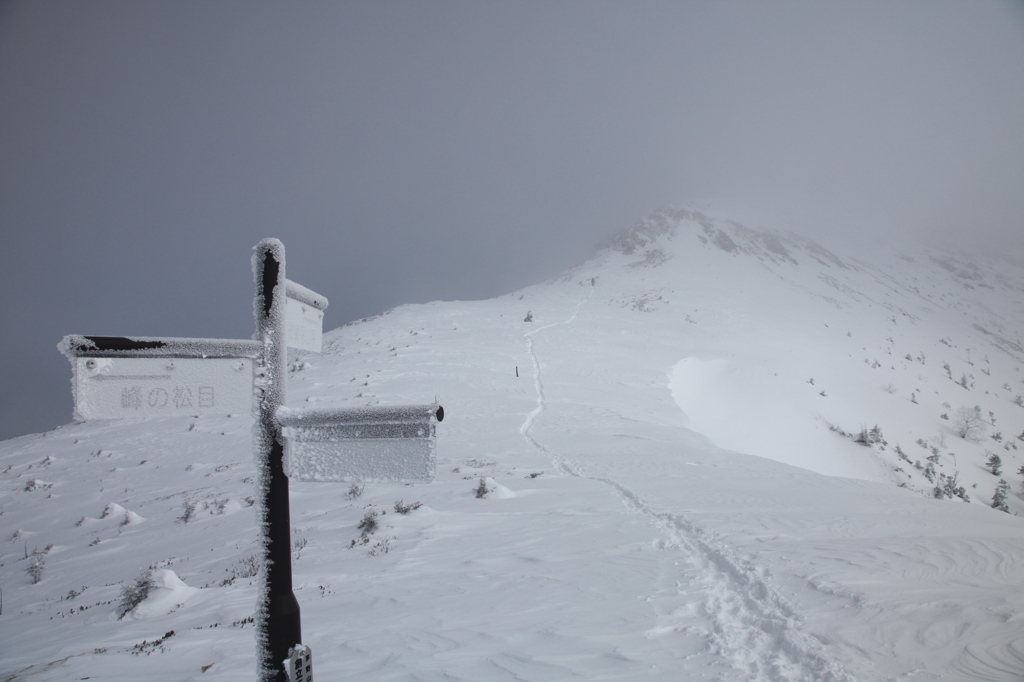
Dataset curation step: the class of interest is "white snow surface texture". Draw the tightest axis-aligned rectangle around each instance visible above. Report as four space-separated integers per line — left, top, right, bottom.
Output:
3 206 1024 681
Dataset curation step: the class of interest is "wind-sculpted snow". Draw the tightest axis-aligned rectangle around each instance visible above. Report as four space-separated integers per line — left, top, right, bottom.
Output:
4 207 1024 680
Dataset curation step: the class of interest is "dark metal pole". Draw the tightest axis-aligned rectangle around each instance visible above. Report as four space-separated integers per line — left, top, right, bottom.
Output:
253 239 301 682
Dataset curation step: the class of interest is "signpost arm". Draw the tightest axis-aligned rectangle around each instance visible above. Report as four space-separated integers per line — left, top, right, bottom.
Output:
253 239 301 682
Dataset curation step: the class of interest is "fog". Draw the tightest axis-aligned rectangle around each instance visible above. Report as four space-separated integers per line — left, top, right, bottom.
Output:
1 1 1022 440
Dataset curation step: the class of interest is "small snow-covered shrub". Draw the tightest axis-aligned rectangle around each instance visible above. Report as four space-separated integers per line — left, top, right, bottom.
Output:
292 535 308 558
177 499 198 524
24 479 54 492
357 510 379 535
129 630 175 656
367 536 393 556
854 425 884 446
27 548 46 584
828 424 850 438
222 554 261 585
349 509 382 548
345 483 364 500
985 452 1003 476
933 472 970 503
117 569 155 619
394 500 422 515
474 477 490 499
991 480 1010 513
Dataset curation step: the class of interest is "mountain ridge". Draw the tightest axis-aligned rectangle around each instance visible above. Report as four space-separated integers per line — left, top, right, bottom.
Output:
2 206 1024 680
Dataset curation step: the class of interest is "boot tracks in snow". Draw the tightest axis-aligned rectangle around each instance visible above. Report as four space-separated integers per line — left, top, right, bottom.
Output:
519 291 854 682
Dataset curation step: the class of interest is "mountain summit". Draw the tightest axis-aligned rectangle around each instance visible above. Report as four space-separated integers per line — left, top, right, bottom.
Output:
2 206 1023 680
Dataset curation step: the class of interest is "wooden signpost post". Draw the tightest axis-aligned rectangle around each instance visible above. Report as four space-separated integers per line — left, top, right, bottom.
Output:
60 239 442 682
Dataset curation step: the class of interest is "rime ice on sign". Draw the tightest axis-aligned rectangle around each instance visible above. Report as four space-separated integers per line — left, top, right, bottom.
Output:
285 644 313 682
58 336 259 420
70 357 252 420
284 279 328 353
277 404 442 483
284 298 323 353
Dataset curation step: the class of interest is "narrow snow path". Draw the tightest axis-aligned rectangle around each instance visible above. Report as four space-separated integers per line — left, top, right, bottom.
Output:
520 291 592 477
595 478 854 681
520 294 854 681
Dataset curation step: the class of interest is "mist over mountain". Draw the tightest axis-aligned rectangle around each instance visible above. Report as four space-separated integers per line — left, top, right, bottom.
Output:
3 1 1023 445
3 205 1024 681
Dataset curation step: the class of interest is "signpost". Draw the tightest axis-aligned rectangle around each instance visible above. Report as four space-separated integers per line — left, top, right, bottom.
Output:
59 239 442 682
60 336 258 420
278 404 443 483
283 280 327 353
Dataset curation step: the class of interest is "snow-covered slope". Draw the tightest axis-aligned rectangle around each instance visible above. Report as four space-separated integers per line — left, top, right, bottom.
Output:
3 207 1024 681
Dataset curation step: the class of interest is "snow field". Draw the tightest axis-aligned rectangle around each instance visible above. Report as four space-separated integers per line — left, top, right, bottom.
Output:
3 206 1024 679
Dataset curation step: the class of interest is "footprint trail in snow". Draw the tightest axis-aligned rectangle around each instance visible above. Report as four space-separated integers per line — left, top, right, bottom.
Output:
520 292 854 681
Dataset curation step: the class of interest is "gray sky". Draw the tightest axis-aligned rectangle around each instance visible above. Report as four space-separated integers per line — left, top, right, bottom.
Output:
1 1 1023 441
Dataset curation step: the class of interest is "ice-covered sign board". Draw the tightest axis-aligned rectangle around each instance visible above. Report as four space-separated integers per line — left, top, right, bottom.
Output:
284 279 327 353
277 404 443 483
59 336 259 420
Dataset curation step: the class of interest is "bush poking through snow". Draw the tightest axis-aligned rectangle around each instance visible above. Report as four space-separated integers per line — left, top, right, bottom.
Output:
221 555 260 586
26 547 47 584
367 536 393 556
475 477 491 499
393 500 422 515
357 510 379 535
23 479 52 492
349 509 383 548
985 453 1003 476
345 483 364 500
292 535 308 558
854 425 885 446
129 630 175 656
117 569 155 619
991 480 1010 513
177 499 198 524
933 472 970 503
